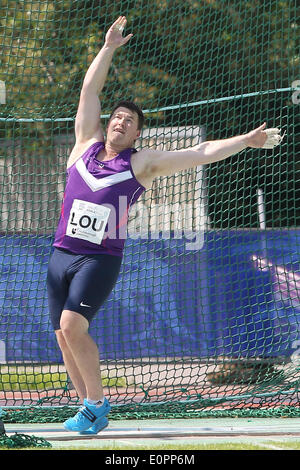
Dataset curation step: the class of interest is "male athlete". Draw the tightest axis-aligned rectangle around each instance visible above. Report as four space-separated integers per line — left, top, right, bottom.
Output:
47 16 283 434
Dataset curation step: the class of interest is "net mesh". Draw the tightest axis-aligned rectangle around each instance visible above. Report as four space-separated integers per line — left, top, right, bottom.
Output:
0 0 300 420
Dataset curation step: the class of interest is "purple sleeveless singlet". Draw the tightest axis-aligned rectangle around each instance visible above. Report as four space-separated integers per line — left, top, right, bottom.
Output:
53 142 145 257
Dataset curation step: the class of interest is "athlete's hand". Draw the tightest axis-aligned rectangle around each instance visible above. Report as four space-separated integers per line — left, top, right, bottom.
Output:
244 123 284 149
244 123 268 148
105 16 133 49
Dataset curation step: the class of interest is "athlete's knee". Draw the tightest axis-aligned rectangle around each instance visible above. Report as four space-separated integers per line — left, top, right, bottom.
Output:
59 310 89 342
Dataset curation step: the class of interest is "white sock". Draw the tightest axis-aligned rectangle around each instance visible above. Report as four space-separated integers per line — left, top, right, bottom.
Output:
86 398 104 407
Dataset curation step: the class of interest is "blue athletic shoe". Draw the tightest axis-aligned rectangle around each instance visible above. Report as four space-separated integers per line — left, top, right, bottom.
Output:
79 416 108 435
63 398 111 432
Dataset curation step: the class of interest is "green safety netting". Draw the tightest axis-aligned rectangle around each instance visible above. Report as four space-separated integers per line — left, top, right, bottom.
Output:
0 1 299 430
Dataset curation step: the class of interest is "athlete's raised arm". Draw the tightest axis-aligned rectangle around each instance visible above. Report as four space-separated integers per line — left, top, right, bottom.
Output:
135 124 283 182
74 17 133 145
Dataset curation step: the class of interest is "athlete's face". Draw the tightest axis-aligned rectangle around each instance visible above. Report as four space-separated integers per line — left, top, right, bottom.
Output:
107 107 141 147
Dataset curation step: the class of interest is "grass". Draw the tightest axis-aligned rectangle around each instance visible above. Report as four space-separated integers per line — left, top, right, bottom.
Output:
52 440 300 451
0 372 68 391
2 441 300 451
0 366 126 391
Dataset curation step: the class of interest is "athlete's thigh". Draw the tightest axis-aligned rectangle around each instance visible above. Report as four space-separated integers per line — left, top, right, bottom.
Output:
65 254 122 323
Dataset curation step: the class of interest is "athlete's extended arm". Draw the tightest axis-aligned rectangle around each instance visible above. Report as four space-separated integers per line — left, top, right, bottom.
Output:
74 17 133 144
139 123 283 179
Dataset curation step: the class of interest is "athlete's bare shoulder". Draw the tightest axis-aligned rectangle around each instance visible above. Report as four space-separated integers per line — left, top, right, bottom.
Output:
67 138 102 169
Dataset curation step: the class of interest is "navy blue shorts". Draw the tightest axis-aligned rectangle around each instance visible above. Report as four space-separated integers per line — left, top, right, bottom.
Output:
47 248 122 330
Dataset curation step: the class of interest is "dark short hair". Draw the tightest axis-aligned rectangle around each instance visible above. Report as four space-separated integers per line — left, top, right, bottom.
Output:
109 100 144 130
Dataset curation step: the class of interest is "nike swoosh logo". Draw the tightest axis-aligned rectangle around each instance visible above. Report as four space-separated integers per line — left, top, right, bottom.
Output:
80 301 91 308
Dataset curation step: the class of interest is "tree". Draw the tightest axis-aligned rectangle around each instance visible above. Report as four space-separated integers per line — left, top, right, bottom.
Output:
0 0 299 227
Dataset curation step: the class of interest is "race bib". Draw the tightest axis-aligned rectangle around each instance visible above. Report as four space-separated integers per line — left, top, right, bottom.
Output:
66 199 111 245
